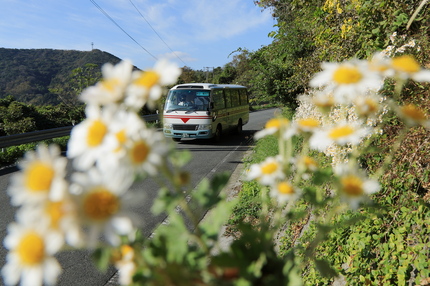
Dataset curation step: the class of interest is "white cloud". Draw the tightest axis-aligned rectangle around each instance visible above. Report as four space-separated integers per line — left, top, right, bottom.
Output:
159 51 197 64
181 0 272 40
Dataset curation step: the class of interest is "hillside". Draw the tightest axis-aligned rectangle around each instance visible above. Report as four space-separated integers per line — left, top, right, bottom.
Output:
0 48 123 105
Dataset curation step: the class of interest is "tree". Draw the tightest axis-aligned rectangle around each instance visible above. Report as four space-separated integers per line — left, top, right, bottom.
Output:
49 63 100 108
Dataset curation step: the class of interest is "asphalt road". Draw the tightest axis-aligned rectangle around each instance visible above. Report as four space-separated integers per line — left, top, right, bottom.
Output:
0 108 278 286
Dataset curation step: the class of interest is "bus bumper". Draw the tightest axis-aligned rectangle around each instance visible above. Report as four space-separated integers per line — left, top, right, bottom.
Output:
163 129 213 139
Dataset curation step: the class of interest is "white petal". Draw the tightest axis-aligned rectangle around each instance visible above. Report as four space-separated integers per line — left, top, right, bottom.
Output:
112 216 134 235
21 266 43 286
413 70 430 82
43 258 62 286
1 261 21 286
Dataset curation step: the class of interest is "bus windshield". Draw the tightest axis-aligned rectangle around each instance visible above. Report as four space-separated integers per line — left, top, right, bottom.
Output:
164 89 210 112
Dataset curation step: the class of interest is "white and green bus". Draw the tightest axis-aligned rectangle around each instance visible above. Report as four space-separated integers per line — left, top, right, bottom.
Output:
163 83 249 142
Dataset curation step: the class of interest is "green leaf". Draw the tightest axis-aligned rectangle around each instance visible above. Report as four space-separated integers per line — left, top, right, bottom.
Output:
199 198 237 240
92 247 112 272
170 150 192 167
151 187 180 215
155 212 191 263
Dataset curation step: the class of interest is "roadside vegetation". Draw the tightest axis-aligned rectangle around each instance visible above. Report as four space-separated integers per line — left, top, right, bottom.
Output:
1 0 429 284
224 1 430 284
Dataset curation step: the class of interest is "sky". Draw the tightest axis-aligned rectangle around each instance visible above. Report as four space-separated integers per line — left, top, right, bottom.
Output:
0 0 276 71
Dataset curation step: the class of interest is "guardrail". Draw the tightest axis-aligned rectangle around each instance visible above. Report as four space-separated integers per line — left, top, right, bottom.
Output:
0 113 159 149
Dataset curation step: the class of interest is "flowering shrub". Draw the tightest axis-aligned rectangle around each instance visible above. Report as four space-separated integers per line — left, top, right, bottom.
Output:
2 51 430 286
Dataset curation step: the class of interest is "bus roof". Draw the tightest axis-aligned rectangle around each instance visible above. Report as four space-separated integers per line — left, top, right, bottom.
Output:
170 83 246 90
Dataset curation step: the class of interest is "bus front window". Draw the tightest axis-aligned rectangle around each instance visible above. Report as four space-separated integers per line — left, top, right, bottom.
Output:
165 90 210 112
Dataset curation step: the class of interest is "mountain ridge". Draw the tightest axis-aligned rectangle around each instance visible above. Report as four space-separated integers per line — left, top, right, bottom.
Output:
0 48 125 105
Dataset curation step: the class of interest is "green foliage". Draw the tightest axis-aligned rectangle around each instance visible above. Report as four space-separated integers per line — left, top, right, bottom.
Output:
0 96 85 136
0 136 68 167
49 63 101 107
236 0 430 110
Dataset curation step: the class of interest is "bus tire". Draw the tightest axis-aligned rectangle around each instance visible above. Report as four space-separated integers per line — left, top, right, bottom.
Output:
214 125 222 143
236 119 243 135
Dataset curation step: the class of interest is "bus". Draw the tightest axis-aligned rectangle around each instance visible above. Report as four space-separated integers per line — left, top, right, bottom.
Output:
163 83 249 142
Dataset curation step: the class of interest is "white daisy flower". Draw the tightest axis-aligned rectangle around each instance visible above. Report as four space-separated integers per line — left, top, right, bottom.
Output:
353 93 383 119
269 180 301 205
369 52 392 76
80 60 133 106
310 59 383 103
97 109 146 171
8 144 68 206
309 121 372 152
124 128 170 177
285 117 321 139
71 167 139 248
387 55 430 82
67 104 117 170
310 91 335 113
396 104 430 128
2 222 63 286
246 155 285 186
335 165 380 210
113 245 136 286
254 118 290 140
125 59 181 110
16 196 84 248
293 155 319 172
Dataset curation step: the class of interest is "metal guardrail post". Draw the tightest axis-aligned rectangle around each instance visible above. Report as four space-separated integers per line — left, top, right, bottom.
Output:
0 114 159 149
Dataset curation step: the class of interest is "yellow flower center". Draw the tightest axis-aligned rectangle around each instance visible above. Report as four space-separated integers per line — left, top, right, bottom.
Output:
364 98 378 113
121 245 134 257
83 188 120 221
313 94 335 109
278 182 294 195
391 55 420 73
101 78 120 92
45 201 65 228
17 232 45 265
303 156 318 170
261 162 278 175
134 71 160 89
130 140 150 164
298 118 320 130
401 104 427 121
333 66 363 84
341 175 364 196
24 161 55 192
116 129 127 144
329 125 354 139
265 118 289 129
87 119 108 147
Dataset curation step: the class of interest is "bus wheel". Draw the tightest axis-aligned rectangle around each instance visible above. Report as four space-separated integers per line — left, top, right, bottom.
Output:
236 119 243 135
214 125 222 143
173 138 181 142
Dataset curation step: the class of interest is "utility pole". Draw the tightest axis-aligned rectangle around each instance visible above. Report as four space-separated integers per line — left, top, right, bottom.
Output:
91 42 94 51
204 67 214 82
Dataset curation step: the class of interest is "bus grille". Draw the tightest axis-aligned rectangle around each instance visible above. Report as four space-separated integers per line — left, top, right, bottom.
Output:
173 124 198 131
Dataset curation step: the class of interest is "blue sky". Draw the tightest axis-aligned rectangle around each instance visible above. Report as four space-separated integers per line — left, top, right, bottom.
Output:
0 0 275 70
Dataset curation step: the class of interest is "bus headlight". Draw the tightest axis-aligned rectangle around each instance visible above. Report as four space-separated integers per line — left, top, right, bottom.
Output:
198 124 212 130
164 123 173 130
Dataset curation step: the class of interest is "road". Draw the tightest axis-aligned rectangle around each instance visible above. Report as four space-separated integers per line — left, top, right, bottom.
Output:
0 108 278 286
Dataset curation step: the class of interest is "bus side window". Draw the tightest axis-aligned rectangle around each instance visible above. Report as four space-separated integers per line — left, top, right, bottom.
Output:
212 90 225 110
231 89 240 107
239 89 248 105
225 90 232 108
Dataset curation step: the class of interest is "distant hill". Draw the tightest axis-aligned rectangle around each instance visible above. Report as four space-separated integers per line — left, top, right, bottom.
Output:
0 48 125 105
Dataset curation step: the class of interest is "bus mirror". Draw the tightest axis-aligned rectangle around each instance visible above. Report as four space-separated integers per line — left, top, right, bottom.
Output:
210 102 214 109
